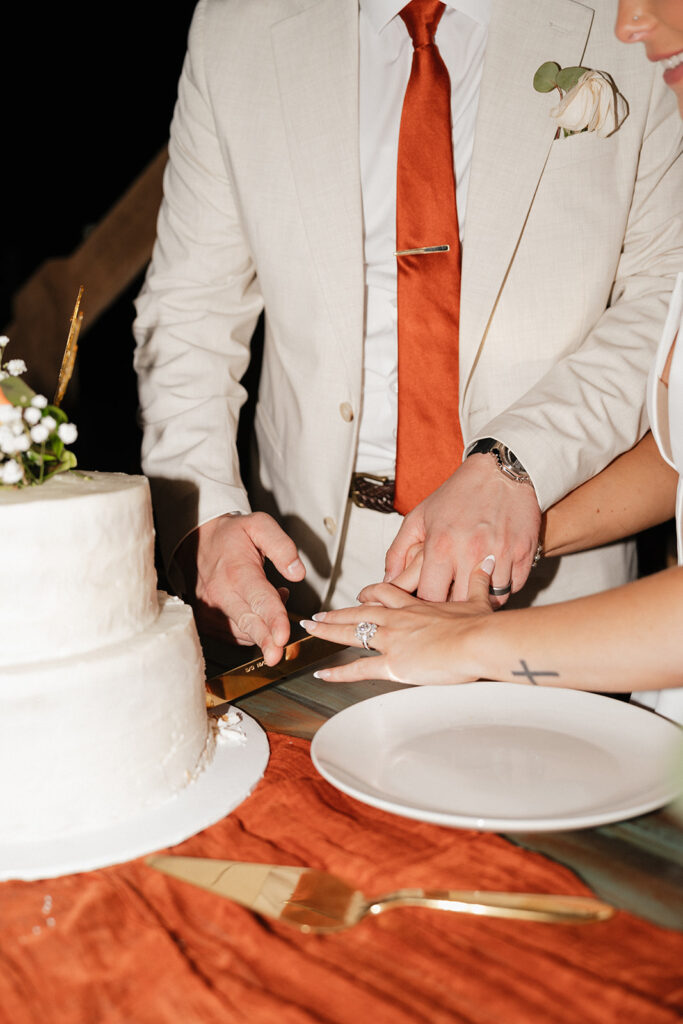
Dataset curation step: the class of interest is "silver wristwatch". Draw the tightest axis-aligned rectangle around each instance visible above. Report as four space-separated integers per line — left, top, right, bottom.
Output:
466 438 531 485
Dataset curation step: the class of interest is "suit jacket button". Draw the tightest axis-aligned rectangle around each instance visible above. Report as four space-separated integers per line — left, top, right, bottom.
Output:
323 516 337 535
339 402 354 422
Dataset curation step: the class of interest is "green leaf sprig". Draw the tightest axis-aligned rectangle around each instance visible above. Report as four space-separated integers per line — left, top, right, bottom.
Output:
533 62 588 95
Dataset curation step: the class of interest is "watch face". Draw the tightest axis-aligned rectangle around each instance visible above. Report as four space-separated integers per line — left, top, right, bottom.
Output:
502 446 523 472
496 445 529 483
468 441 530 483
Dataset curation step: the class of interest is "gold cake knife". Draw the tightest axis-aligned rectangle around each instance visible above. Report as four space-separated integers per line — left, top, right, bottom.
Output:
205 625 344 713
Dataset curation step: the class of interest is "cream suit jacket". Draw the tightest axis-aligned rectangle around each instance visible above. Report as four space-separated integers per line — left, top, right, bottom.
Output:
134 0 683 605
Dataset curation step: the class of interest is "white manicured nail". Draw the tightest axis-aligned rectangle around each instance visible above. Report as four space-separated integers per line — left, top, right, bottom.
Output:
300 619 316 632
312 612 327 621
479 554 496 575
313 669 331 680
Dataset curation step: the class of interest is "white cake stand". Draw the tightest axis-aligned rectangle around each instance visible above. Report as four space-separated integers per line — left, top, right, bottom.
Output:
0 709 269 881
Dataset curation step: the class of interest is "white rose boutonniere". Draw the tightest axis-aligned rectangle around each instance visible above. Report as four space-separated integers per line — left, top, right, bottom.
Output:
534 62 628 138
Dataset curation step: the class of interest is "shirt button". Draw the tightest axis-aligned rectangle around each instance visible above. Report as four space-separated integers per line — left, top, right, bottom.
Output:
339 402 354 422
323 516 337 535
391 381 399 394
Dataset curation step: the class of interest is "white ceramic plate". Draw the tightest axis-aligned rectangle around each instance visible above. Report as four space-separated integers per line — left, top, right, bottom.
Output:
0 709 269 881
311 683 683 832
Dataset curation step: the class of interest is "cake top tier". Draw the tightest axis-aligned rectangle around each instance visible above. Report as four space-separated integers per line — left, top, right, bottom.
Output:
0 470 159 666
0 469 144 504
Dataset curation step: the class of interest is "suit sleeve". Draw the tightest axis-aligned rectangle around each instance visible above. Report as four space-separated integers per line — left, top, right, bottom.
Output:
133 0 262 574
471 78 683 513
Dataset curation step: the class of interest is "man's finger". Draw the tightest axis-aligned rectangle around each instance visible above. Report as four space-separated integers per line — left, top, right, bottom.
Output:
233 579 293 657
246 512 305 581
384 517 424 581
388 550 423 593
357 581 420 608
416 544 457 602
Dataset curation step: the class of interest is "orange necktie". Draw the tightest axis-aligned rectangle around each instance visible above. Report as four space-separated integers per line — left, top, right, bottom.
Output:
393 0 463 515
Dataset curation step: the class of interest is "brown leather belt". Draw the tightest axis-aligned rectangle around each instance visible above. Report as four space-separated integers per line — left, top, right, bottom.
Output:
349 473 396 514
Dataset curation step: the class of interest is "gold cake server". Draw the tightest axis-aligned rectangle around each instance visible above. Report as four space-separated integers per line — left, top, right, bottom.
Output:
146 855 614 932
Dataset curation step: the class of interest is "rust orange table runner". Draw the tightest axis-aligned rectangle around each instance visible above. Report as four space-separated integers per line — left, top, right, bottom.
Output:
2 734 682 1024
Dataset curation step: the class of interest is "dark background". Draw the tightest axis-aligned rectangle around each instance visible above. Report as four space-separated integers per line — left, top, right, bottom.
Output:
1 2 199 473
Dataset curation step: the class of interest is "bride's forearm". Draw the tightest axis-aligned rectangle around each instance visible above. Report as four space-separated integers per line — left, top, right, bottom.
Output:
468 565 683 693
541 432 677 558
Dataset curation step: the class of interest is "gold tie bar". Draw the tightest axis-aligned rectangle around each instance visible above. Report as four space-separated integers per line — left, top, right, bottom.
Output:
394 244 450 256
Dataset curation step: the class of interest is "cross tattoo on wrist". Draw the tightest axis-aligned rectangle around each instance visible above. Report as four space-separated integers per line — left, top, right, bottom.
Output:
511 660 560 686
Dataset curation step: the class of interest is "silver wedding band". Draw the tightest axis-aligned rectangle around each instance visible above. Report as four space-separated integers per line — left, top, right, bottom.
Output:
489 582 512 597
354 621 378 650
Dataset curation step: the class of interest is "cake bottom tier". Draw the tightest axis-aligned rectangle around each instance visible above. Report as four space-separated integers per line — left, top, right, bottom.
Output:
0 594 209 841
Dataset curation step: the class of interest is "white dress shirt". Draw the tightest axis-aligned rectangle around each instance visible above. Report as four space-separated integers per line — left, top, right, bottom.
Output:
357 0 490 477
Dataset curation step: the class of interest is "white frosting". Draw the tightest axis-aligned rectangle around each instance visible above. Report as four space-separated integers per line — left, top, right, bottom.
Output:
0 472 158 664
0 471 213 841
0 593 208 838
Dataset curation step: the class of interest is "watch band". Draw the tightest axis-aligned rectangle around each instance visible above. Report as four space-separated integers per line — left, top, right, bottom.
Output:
466 438 532 485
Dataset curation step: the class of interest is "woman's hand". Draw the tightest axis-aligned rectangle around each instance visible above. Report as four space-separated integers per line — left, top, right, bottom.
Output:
301 556 496 685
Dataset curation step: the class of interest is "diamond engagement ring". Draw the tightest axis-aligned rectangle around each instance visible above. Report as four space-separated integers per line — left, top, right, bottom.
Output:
354 621 378 650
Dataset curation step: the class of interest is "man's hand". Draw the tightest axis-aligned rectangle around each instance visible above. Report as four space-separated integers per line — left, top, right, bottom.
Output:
384 454 542 605
300 558 496 686
176 512 305 665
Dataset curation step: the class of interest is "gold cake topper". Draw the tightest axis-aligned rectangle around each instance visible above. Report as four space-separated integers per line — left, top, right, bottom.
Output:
53 286 84 407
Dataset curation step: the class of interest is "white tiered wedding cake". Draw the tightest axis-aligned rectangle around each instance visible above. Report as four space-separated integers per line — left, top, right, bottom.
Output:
0 338 268 878
0 471 212 840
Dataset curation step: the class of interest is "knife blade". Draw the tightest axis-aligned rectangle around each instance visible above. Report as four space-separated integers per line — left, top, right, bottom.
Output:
205 623 344 712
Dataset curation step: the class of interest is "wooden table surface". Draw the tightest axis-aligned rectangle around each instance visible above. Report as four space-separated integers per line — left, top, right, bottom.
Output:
203 641 683 933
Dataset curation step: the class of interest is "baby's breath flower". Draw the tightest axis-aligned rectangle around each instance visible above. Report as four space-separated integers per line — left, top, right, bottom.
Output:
0 431 19 454
22 406 41 426
57 422 78 444
5 359 27 377
0 406 20 424
29 423 50 444
0 459 23 485
13 435 30 453
0 347 79 485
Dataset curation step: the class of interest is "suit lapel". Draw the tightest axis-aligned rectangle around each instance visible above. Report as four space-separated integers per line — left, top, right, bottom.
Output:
271 0 364 385
460 0 595 398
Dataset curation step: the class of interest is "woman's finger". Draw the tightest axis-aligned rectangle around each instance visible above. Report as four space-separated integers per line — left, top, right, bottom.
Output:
313 654 390 683
300 617 384 651
468 553 497 604
479 552 513 609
